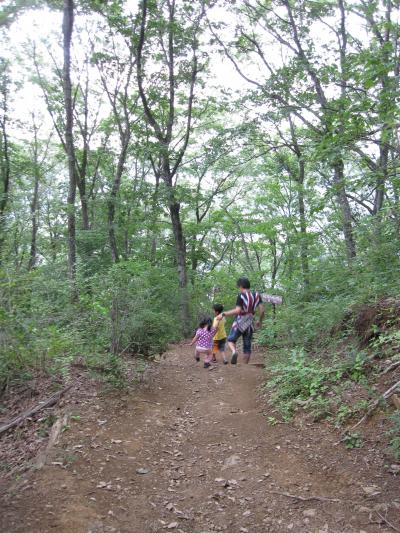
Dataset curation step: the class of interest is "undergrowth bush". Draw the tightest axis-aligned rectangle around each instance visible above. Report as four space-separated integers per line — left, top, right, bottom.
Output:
0 259 211 391
265 347 369 420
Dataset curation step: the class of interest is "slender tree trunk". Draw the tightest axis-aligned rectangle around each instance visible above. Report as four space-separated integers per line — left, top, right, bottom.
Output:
297 159 309 289
77 67 90 231
288 116 310 290
28 121 40 271
62 0 78 299
108 137 129 263
77 178 90 230
169 197 190 330
333 160 356 261
374 133 389 215
0 75 10 262
150 174 160 264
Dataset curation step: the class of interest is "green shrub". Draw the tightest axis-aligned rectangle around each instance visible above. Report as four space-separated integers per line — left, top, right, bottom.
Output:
266 348 329 417
265 347 369 419
0 259 210 389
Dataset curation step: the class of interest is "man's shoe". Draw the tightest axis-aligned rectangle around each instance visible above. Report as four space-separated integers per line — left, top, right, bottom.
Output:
204 362 211 368
231 352 238 365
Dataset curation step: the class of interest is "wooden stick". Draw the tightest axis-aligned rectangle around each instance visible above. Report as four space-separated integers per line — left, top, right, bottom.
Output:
375 512 400 533
0 384 72 436
334 380 400 445
349 379 400 432
265 490 341 503
382 360 400 374
35 414 69 468
136 399 161 405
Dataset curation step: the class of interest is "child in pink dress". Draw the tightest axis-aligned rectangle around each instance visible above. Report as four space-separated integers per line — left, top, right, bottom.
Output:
189 317 217 368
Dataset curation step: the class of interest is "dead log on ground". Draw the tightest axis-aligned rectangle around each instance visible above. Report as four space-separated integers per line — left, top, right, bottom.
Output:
0 384 72 437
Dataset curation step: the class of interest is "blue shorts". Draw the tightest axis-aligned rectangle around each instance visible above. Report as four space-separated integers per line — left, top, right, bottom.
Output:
227 326 253 354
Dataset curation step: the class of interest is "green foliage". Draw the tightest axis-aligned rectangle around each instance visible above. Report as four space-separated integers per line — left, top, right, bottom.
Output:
266 348 329 418
266 347 369 420
0 260 201 389
335 405 353 427
343 432 363 450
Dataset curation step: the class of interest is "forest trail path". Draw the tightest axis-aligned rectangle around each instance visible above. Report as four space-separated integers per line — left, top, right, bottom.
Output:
1 344 399 533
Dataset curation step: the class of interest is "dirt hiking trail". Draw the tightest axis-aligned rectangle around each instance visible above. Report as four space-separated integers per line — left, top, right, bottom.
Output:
1 344 399 533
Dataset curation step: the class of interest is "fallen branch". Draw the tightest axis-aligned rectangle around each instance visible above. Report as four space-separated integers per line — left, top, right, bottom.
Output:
349 380 400 431
334 380 400 444
375 512 400 533
0 384 73 436
265 489 341 503
382 360 400 374
35 414 69 468
136 398 161 405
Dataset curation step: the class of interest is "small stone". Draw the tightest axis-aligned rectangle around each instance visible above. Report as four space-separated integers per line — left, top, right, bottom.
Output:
136 468 150 475
222 454 241 469
167 522 178 529
303 508 316 518
242 510 251 517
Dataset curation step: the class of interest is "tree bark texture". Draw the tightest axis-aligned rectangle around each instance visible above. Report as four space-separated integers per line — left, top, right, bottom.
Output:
0 71 10 261
297 159 310 288
62 0 78 298
28 119 40 271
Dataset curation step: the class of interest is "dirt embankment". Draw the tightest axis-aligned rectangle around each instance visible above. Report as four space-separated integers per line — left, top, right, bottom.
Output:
1 344 399 533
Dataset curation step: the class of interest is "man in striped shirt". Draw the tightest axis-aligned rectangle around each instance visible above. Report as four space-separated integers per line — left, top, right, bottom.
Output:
216 277 265 365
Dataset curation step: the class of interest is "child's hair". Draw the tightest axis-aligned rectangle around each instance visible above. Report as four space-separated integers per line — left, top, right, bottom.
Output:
199 317 213 331
213 303 224 314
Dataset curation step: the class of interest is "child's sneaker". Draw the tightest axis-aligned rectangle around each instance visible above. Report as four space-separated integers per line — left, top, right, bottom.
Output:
204 362 211 368
212 356 217 363
195 356 200 362
223 359 228 365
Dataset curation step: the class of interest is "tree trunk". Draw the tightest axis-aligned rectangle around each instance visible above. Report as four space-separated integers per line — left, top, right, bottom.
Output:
77 178 90 230
374 134 389 215
62 0 78 299
28 121 40 271
332 160 356 261
108 138 129 263
297 159 310 289
0 72 10 262
149 173 160 264
169 196 190 334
